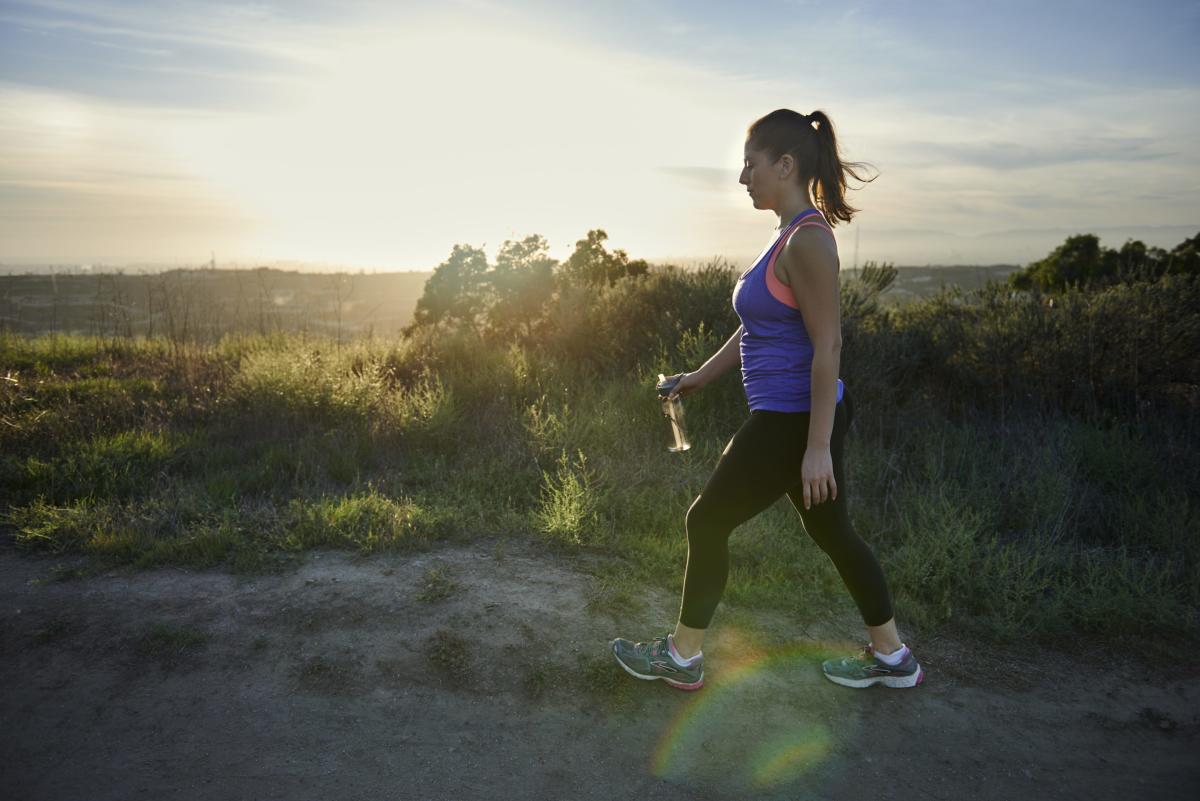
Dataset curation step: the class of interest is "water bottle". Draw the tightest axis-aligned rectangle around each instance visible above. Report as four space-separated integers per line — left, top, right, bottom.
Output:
656 373 691 452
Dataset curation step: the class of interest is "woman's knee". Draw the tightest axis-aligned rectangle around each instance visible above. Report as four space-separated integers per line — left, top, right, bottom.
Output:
810 524 882 573
685 495 728 545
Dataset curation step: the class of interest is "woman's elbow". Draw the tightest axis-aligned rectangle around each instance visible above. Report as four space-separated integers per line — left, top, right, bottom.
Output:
814 338 842 356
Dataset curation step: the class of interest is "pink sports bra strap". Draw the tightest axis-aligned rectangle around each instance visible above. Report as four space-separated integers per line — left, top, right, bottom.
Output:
763 213 836 309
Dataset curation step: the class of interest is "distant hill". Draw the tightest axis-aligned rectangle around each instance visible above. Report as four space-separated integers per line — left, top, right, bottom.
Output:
0 268 432 340
850 263 1023 303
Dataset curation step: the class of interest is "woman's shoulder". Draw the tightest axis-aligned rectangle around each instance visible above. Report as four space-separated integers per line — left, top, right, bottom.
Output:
774 223 840 286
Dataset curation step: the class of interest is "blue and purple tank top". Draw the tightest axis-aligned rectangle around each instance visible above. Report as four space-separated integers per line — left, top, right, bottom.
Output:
731 207 845 413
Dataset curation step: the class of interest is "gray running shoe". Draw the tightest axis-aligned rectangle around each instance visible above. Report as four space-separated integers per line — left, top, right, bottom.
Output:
822 643 925 688
611 631 704 691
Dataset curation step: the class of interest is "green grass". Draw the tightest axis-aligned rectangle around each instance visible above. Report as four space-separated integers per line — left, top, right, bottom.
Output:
416 563 459 602
1 325 1196 654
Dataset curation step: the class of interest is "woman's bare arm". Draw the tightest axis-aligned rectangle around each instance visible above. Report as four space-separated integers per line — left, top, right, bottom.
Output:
692 325 743 387
779 228 842 449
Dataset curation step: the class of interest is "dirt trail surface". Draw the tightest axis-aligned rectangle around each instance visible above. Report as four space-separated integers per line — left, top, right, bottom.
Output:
2 537 1197 801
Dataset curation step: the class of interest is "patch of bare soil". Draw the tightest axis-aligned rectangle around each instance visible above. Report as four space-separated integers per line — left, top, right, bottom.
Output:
1 537 1196 801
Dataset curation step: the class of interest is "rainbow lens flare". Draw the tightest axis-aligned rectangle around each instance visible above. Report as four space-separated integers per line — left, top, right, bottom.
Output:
648 629 855 794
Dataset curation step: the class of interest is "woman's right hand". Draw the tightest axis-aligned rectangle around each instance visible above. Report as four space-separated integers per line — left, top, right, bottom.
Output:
659 371 705 401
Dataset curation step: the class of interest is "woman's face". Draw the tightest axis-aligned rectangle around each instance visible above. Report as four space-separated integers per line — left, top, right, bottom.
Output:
739 142 784 210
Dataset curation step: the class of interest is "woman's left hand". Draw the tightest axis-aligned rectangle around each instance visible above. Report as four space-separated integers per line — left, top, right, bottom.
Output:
800 447 837 510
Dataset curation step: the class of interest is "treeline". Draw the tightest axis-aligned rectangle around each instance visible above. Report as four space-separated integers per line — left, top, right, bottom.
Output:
1008 231 1199 292
407 229 649 338
405 228 1200 422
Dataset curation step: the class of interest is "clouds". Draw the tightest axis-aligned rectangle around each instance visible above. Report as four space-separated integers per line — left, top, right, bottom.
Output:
896 136 1177 171
0 0 335 110
1 0 1198 267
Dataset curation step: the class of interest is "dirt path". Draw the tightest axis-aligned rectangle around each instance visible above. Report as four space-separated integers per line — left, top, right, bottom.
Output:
2 537 1196 801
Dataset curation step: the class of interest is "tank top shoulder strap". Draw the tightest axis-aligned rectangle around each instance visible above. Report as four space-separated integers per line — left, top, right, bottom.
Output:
784 208 836 244
763 208 838 310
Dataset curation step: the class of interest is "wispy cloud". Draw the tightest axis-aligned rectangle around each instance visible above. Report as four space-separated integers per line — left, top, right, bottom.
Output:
0 0 336 110
1 0 1197 266
897 136 1176 171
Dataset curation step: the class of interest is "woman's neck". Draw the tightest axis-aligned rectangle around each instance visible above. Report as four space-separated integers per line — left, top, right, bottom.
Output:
776 201 818 229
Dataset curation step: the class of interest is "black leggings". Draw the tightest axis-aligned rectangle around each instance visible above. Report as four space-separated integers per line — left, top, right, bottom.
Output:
678 390 895 629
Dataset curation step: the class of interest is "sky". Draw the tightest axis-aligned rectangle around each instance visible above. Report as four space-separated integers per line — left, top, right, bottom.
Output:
1 0 1198 271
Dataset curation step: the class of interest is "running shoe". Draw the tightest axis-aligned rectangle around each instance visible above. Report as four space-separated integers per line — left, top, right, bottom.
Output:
822 643 925 688
611 631 704 691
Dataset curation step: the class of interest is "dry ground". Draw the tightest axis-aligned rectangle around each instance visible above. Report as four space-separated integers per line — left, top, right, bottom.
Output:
1 535 1196 801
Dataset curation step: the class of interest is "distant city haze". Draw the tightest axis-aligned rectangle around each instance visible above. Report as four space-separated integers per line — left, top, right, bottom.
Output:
2 1 1197 271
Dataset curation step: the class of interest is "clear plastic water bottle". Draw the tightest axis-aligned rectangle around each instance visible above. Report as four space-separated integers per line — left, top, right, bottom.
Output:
656 373 691 452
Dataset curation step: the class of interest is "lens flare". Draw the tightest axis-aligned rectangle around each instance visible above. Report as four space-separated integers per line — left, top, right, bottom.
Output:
648 629 854 794
749 731 831 788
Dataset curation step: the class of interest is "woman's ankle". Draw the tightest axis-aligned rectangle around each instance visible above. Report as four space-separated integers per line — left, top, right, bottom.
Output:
870 640 905 656
671 623 706 659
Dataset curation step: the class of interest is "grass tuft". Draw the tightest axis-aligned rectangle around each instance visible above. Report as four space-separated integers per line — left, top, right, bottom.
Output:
416 563 459 602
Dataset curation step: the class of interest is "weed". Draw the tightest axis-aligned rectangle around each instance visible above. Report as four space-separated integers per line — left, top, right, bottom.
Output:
534 449 598 546
416 563 458 603
522 658 551 698
134 621 207 665
424 628 471 683
49 563 91 581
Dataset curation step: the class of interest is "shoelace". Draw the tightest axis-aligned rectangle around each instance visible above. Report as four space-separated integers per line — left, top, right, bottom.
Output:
641 635 673 658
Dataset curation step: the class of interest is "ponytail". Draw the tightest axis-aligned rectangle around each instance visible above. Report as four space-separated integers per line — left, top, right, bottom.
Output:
746 108 877 226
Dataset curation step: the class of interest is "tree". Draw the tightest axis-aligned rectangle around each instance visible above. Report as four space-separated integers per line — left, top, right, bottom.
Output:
1007 231 1200 292
558 229 649 288
409 244 490 331
1008 234 1105 291
488 234 558 340
1165 233 1200 277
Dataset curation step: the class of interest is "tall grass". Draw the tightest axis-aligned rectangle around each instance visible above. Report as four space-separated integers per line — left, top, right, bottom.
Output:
1 267 1196 650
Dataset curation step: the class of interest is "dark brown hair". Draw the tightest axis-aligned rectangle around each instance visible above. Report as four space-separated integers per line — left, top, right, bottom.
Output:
746 108 877 227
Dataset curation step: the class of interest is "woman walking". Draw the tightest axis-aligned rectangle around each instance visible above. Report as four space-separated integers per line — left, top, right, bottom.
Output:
611 108 923 691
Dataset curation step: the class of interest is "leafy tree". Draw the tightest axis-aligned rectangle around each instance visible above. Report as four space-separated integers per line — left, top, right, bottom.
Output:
408 244 490 331
1034 233 1103 290
558 229 649 287
1165 233 1200 277
488 234 558 340
1009 231 1199 292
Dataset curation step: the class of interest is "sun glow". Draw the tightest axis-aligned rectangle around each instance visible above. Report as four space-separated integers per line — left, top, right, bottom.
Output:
161 24 737 267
